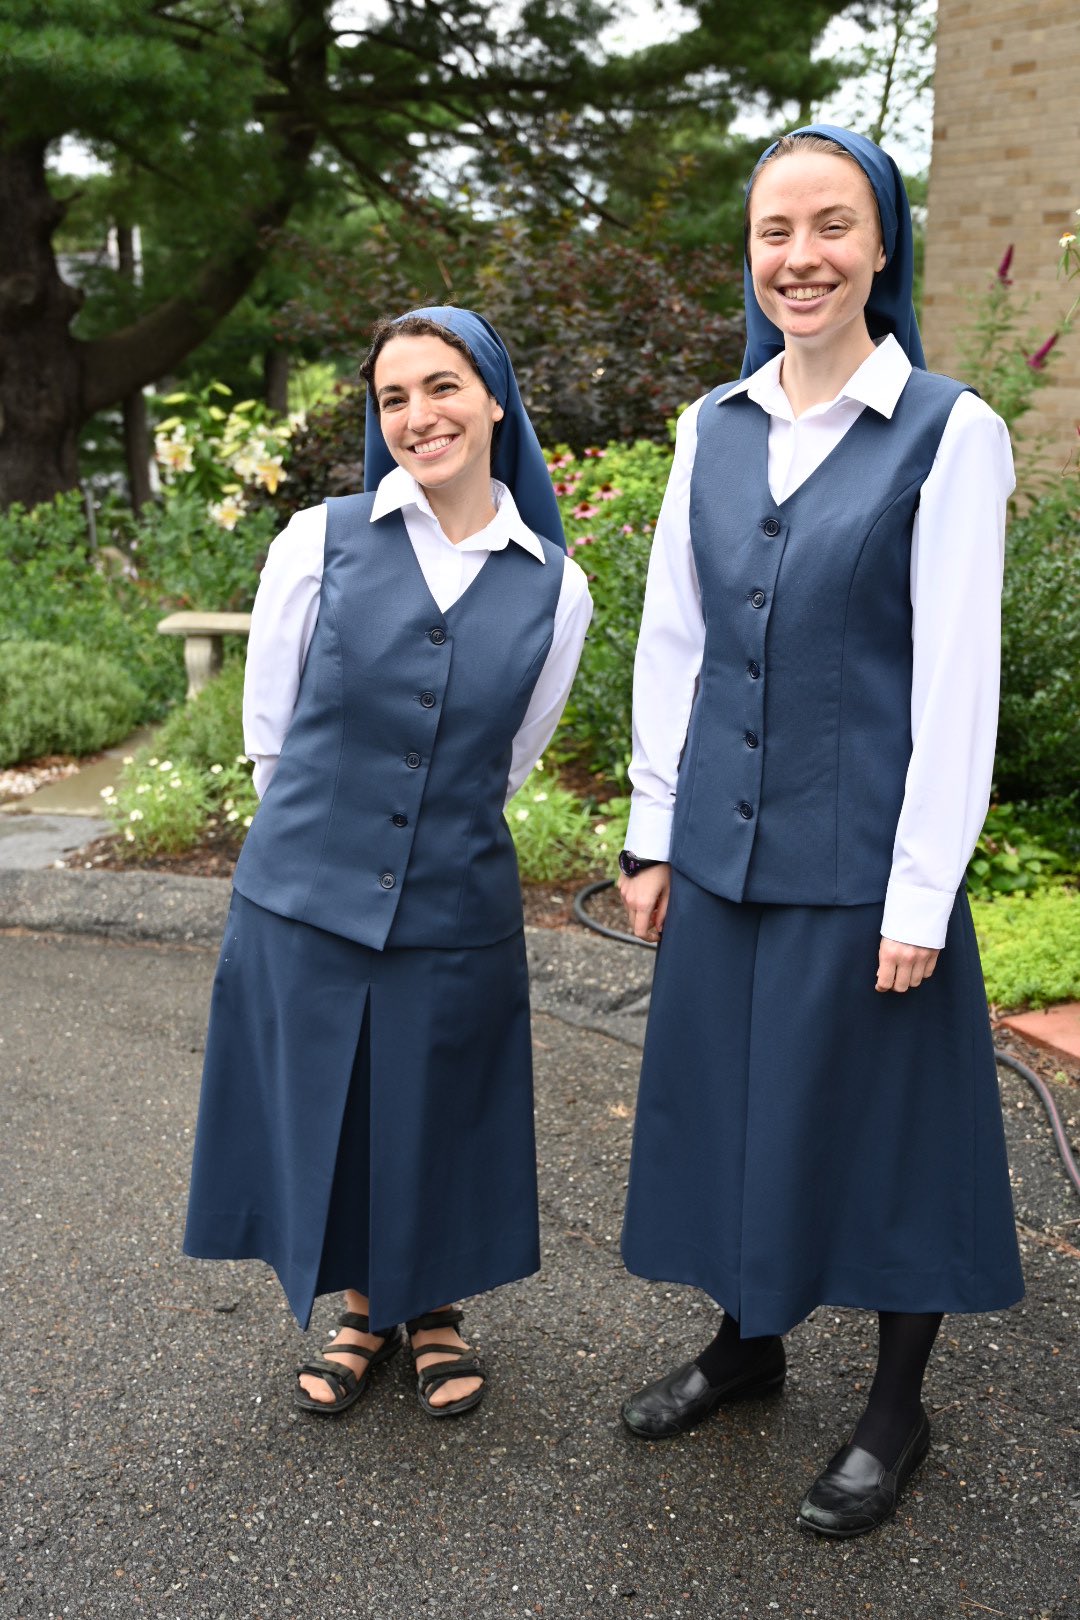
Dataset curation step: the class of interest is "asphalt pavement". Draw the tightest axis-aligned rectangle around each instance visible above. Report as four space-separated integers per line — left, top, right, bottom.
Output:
1 871 1078 1620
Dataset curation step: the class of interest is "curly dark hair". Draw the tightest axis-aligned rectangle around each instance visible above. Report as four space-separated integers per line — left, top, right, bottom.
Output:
359 313 488 407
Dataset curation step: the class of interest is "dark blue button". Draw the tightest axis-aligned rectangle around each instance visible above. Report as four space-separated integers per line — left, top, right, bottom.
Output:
392 813 408 828
419 690 436 709
762 517 781 537
745 731 759 749
428 627 446 645
747 661 761 679
737 801 754 820
750 590 766 609
405 751 422 769
379 872 396 890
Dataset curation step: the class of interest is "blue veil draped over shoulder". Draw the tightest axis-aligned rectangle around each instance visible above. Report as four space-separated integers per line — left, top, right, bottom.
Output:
741 124 926 377
363 305 566 551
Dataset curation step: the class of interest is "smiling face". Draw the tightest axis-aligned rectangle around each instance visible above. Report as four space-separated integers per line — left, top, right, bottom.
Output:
747 151 886 362
373 332 504 502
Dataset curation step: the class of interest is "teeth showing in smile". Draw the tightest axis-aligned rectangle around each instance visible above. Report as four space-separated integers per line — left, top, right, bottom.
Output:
410 434 457 456
782 286 834 302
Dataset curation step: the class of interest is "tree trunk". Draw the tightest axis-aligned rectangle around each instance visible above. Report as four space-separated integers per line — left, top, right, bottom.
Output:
0 140 85 509
115 224 154 512
264 346 290 415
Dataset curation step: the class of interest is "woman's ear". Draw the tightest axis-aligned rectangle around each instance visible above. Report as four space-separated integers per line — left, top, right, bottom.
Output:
493 400 505 423
875 241 887 273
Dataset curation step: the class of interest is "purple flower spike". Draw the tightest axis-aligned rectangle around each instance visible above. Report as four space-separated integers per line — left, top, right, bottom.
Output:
1027 333 1059 371
997 244 1014 285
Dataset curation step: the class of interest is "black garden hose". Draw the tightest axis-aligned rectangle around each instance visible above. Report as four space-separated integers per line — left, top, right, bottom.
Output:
573 877 1080 1199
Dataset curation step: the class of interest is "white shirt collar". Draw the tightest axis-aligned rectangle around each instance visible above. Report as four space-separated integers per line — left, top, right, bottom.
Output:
369 464 546 562
717 333 913 422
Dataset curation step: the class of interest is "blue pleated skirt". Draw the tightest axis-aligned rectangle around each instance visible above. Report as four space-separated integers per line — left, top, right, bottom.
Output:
184 892 540 1329
621 870 1024 1337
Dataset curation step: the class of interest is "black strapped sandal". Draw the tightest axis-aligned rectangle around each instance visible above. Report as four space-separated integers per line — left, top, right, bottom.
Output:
405 1307 486 1418
294 1311 404 1415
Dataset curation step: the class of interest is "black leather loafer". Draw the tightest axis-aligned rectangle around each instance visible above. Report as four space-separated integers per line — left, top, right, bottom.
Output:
621 1337 786 1439
797 1407 931 1538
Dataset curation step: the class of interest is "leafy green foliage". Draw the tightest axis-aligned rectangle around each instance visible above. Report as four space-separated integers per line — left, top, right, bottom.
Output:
0 639 142 767
546 437 675 783
997 480 1080 799
0 494 185 722
130 493 275 613
972 889 1080 1010
966 802 1071 901
508 765 628 883
105 662 258 855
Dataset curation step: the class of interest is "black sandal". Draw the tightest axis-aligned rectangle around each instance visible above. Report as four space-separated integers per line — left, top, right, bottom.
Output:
294 1311 404 1415
406 1307 486 1418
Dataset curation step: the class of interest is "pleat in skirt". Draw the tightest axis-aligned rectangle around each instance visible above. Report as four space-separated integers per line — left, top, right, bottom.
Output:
621 869 1024 1337
184 892 540 1329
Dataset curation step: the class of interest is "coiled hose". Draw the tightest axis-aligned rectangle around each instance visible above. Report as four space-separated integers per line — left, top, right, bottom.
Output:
573 877 1080 1199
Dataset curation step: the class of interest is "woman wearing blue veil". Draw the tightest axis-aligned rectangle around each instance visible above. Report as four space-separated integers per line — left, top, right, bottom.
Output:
185 307 591 1419
616 128 1023 1535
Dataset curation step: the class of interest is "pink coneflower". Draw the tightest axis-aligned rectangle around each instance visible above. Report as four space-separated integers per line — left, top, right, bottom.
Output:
595 483 622 501
572 501 600 520
996 244 1014 286
583 447 607 459
1027 333 1059 371
547 454 573 472
621 524 635 536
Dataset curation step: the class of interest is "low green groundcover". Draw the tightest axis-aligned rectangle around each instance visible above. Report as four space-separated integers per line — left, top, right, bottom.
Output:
972 889 1080 1010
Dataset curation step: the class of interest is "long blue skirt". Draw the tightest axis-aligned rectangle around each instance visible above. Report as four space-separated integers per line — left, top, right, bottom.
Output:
184 893 540 1329
621 871 1024 1337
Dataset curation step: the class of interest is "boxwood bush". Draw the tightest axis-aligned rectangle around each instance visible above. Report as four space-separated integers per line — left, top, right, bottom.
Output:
0 641 143 767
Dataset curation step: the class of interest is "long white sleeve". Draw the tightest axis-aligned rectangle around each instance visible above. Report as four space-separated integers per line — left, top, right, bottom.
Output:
505 561 593 801
624 398 706 859
881 394 1013 947
242 506 324 799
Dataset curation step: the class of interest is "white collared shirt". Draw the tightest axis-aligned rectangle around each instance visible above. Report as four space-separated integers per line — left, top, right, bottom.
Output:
626 334 1015 949
243 466 593 801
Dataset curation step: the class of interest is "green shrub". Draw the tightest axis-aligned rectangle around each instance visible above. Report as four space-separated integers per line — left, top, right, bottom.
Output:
550 437 674 784
0 493 185 720
998 479 1080 799
509 766 629 883
105 662 258 856
148 657 247 772
131 492 276 612
972 888 1080 1009
0 640 143 767
103 756 215 857
966 801 1071 900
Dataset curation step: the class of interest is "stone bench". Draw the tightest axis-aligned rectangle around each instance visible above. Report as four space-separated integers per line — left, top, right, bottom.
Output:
157 611 252 699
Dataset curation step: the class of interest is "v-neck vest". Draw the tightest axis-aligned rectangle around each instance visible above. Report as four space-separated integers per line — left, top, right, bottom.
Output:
233 493 564 949
670 368 969 905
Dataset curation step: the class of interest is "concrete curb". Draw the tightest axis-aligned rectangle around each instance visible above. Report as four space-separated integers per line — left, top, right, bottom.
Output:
0 867 232 948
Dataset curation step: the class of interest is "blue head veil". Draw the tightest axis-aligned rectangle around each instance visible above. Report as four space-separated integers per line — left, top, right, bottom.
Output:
363 305 565 550
740 124 925 378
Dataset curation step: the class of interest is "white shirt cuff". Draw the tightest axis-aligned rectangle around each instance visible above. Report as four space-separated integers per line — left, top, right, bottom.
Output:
880 881 959 951
625 799 674 863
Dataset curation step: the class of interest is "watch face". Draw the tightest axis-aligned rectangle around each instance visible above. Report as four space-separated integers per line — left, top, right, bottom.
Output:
618 850 639 877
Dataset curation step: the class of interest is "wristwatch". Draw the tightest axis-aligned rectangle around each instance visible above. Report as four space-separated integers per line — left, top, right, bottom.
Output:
618 849 662 878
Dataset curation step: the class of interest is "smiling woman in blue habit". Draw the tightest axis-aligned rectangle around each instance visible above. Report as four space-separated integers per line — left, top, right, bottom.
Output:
184 307 591 1419
616 128 1023 1537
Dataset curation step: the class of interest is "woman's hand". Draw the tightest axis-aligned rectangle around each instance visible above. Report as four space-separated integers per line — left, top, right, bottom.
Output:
618 863 672 943
876 937 940 993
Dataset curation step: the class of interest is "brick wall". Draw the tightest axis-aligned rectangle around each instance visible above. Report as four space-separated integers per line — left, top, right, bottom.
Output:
922 0 1080 468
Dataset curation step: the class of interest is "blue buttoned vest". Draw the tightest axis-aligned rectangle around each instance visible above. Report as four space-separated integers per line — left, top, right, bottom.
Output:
670 369 970 905
233 494 565 949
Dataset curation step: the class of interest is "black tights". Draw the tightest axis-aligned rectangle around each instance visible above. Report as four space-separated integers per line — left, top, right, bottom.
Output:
695 1308 942 1469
